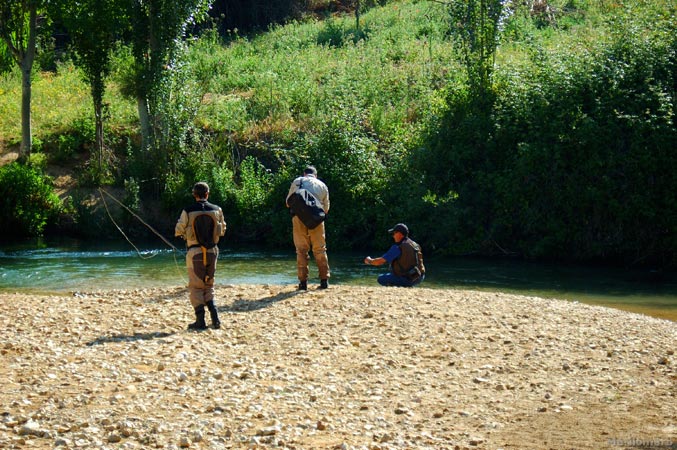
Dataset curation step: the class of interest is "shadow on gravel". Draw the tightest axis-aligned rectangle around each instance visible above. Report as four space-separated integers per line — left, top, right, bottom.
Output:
85 332 175 346
224 290 302 313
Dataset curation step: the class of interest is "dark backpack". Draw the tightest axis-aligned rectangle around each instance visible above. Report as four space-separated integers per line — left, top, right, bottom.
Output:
192 213 217 249
288 181 326 229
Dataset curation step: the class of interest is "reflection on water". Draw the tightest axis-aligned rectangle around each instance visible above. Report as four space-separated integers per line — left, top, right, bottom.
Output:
0 238 675 321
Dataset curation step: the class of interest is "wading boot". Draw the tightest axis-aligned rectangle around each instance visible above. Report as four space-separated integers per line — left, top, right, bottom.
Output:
206 300 220 330
188 305 208 330
298 280 307 291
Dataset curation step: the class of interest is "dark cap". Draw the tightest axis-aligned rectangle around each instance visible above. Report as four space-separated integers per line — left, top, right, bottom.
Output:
388 223 409 236
192 182 210 198
303 166 317 176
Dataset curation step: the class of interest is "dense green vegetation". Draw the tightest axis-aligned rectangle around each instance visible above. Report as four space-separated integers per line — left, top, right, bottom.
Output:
0 0 675 268
0 160 62 236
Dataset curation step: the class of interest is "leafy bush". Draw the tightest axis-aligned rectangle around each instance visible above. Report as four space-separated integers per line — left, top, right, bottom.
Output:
161 145 238 221
27 152 48 170
317 18 349 47
295 109 387 248
416 15 676 266
493 25 676 265
231 155 281 241
123 178 141 212
0 163 62 237
76 148 117 187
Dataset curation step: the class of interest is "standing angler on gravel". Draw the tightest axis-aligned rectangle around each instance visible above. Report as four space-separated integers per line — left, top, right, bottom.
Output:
286 166 331 290
175 182 227 330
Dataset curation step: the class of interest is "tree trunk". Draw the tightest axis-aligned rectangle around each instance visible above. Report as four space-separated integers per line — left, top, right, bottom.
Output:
137 96 152 151
94 99 104 170
19 61 32 163
18 6 38 163
355 0 361 31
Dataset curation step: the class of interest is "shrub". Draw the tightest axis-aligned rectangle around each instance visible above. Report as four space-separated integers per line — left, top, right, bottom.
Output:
231 155 281 242
483 24 676 264
295 109 387 248
0 163 62 237
161 146 238 220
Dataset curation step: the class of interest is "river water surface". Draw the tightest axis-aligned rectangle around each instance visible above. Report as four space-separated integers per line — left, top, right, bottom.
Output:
1 238 675 321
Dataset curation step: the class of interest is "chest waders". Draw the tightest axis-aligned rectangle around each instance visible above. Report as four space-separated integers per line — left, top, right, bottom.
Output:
188 214 220 330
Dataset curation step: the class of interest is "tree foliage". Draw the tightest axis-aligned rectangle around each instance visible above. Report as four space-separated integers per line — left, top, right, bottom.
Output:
487 27 677 265
124 0 211 193
209 0 303 32
50 0 127 182
446 0 504 95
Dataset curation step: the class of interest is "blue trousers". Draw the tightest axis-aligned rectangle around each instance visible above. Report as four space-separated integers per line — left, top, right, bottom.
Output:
377 273 424 287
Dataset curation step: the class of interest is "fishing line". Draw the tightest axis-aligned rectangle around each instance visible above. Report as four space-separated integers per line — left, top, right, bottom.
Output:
98 188 187 282
99 188 177 251
99 188 158 259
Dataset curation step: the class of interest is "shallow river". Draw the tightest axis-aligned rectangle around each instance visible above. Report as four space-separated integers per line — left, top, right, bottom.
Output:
1 239 675 321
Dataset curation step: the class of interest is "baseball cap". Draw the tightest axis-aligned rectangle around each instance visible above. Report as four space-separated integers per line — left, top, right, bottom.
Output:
388 223 409 236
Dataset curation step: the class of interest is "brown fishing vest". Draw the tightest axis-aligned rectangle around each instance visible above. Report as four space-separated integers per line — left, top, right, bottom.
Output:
391 238 425 279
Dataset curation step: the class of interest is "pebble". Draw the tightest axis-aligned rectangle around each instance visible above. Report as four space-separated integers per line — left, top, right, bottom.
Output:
0 285 674 449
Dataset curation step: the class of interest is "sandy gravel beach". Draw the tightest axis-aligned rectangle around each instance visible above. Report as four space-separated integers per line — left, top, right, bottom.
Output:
0 284 675 449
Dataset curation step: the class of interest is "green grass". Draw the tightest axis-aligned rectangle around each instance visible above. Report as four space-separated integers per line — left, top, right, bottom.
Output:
0 70 25 146
186 0 457 145
0 64 90 146
0 62 137 148
1 0 672 152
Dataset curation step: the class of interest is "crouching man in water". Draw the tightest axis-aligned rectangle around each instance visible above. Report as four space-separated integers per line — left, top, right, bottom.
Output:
364 223 425 287
175 182 227 330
